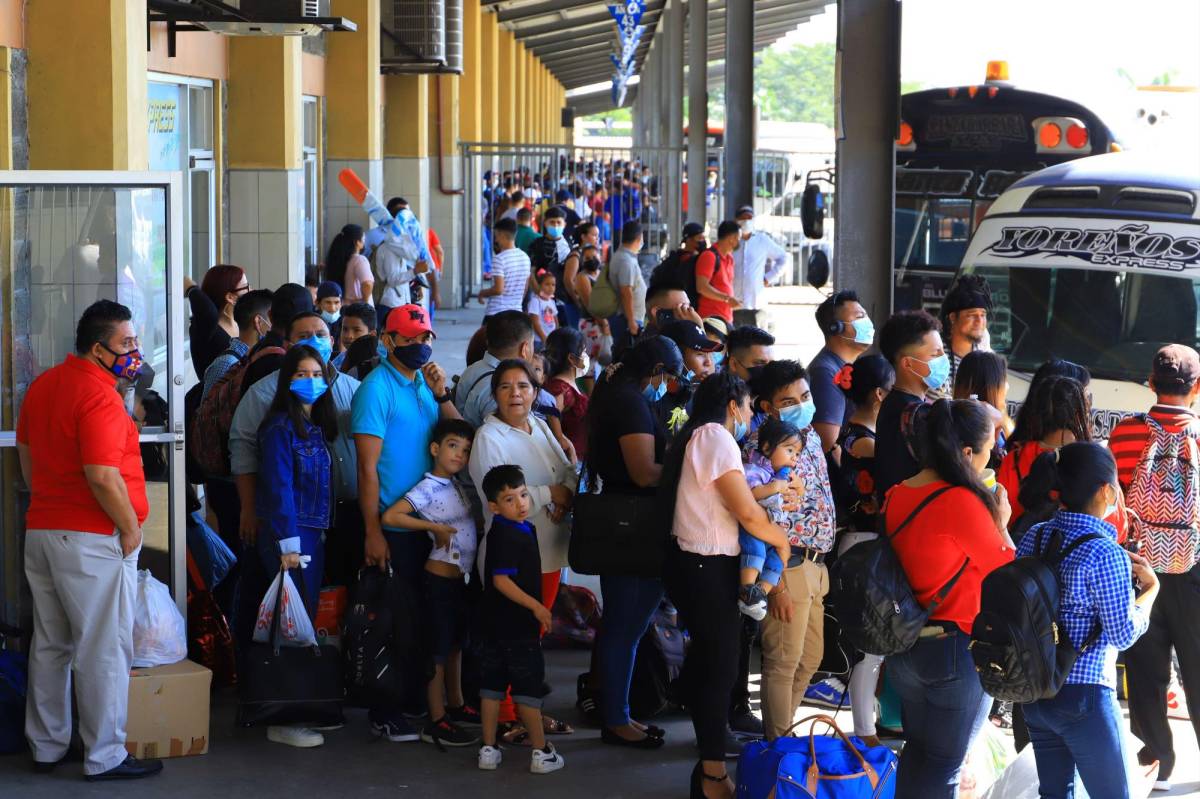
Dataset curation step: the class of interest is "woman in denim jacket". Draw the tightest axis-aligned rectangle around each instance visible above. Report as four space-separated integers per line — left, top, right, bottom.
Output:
257 344 336 615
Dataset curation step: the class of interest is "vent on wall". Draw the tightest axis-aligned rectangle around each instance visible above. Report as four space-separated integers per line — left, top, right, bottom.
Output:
381 0 462 74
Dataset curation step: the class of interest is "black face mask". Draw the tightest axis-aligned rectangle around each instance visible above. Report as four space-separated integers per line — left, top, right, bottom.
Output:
392 342 432 369
654 308 675 328
583 258 601 273
745 364 766 383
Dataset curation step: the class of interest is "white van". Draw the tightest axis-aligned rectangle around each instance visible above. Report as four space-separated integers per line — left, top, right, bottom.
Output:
957 150 1200 435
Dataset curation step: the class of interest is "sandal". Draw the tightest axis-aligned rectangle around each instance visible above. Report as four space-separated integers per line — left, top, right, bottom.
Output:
543 717 574 735
501 725 531 746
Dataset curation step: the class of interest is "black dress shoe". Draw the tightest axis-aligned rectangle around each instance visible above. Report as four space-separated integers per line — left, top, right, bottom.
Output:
31 758 64 774
85 756 164 782
600 726 665 749
729 706 764 736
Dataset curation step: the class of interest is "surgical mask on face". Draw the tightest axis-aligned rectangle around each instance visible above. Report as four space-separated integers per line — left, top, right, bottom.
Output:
642 375 667 402
546 224 564 240
290 376 328 404
733 409 749 442
845 316 875 346
780 400 816 430
392 342 433 369
576 352 591 377
583 258 601 272
1103 486 1119 519
739 219 754 234
320 310 341 326
682 368 696 385
297 334 333 364
910 353 950 390
712 350 726 368
100 344 144 381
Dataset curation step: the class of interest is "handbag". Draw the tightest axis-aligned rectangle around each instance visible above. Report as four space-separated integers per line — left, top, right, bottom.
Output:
569 464 664 578
185 553 237 687
737 714 898 799
237 566 344 727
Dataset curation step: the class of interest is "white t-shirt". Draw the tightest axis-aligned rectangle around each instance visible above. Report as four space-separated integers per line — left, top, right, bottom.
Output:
486 247 531 316
527 294 558 338
404 472 478 576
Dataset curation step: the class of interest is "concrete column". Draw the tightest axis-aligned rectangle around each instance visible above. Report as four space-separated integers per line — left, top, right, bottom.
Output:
498 31 516 141
665 0 685 243
461 0 483 143
429 74 464 309
687 0 708 224
384 74 430 220
27 0 147 169
226 37 305 287
482 11 500 142
325 0 383 252
724 0 754 213
834 0 900 318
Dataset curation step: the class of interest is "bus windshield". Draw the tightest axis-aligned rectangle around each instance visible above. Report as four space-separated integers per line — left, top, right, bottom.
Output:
968 264 1200 382
895 196 992 271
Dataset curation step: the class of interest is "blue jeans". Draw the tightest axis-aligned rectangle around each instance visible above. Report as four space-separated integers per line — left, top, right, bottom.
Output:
1024 684 1130 799
887 630 991 799
598 574 664 726
738 530 783 588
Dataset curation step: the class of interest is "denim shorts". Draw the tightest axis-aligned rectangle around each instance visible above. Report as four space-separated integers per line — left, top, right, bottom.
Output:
477 638 547 708
738 528 784 587
425 571 468 663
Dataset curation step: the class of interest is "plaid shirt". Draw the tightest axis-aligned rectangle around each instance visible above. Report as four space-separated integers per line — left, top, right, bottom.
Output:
1017 511 1150 689
201 338 249 402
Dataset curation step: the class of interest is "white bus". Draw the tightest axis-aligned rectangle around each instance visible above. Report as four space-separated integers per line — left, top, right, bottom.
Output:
957 150 1200 435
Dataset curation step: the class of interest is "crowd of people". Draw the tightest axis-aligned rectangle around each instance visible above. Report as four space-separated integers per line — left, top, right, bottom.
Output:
12 191 1200 799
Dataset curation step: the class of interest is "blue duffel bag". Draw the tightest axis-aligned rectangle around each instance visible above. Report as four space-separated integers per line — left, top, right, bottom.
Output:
737 714 897 799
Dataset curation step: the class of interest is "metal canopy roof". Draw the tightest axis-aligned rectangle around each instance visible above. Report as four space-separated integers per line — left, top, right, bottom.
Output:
485 0 834 99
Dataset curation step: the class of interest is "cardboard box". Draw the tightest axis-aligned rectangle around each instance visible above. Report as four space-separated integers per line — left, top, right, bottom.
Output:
125 659 212 759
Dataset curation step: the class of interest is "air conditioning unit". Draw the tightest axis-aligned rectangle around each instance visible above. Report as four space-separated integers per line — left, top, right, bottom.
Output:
381 0 462 74
193 0 333 36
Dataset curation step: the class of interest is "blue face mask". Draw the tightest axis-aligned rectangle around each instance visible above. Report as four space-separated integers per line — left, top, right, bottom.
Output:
643 376 667 402
911 353 951 390
297 334 333 364
320 310 340 326
780 400 816 430
733 412 749 442
546 225 564 240
682 368 696 385
846 316 875 346
712 351 726 368
290 376 328 404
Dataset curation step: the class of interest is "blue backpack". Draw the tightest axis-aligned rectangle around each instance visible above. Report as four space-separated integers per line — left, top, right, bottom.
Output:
0 624 27 754
737 715 897 799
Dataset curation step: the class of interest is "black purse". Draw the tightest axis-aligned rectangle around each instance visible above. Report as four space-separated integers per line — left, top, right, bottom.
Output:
569 465 665 579
237 567 344 728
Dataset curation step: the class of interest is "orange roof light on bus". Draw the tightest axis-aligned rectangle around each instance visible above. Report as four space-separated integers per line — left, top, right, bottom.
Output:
1038 122 1062 149
986 61 1009 82
897 122 914 147
1066 123 1089 149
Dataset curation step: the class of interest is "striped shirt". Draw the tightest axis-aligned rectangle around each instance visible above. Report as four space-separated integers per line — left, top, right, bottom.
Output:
485 247 531 316
1017 511 1149 688
1109 405 1200 488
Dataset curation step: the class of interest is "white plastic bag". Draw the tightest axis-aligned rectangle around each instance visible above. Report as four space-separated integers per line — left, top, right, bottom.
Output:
252 570 317 647
132 570 187 668
982 738 1159 799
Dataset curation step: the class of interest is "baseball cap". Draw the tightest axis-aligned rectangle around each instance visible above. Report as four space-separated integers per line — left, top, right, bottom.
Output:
630 335 684 377
703 316 730 343
1152 344 1200 390
661 319 722 353
316 280 342 301
681 221 705 241
555 189 571 203
735 205 755 219
384 304 435 338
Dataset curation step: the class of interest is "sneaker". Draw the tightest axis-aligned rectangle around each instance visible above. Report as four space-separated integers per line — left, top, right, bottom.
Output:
737 584 768 621
803 677 850 710
267 726 324 748
421 717 480 747
370 717 420 743
311 721 345 732
446 704 483 727
478 744 503 771
1152 779 1172 792
724 727 746 759
729 705 764 737
530 743 565 774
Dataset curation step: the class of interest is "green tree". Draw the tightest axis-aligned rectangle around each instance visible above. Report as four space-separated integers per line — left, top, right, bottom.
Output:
754 42 835 125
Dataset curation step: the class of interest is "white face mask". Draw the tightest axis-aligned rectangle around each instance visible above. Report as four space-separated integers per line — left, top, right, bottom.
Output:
577 352 591 377
739 219 754 234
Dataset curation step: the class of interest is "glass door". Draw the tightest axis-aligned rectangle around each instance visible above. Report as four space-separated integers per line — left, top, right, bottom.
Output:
0 171 186 627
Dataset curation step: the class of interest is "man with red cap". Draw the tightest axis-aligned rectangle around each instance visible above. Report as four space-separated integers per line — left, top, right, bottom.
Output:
351 304 464 742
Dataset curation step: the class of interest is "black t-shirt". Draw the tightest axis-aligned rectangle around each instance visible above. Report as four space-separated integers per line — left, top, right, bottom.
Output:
873 389 926 504
481 516 543 641
589 380 666 496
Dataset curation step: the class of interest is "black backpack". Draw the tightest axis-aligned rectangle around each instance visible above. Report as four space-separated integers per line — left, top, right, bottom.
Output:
969 527 1102 703
342 565 430 708
627 601 688 719
830 486 967 656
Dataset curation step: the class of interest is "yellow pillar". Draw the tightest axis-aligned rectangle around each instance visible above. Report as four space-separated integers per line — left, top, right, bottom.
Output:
326 0 381 160
461 1 482 143
531 61 540 142
540 64 549 143
515 42 527 142
27 0 147 169
482 12 500 142
228 37 301 169
524 49 536 143
385 76 429 158
498 31 516 141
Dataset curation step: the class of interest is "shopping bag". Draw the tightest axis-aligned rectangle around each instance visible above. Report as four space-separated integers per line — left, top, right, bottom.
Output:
253 569 317 647
186 552 237 687
185 509 236 590
132 570 187 668
737 714 897 799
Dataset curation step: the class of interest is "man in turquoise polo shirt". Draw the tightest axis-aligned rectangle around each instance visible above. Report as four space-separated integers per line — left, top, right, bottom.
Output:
352 303 462 741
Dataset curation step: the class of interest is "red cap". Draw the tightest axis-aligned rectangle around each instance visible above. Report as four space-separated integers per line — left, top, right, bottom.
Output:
385 304 435 338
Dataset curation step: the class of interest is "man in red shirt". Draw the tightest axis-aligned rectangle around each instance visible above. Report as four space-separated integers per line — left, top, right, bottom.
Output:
695 220 742 323
16 300 162 782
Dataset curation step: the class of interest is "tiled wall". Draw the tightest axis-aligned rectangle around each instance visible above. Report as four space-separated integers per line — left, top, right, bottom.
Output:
228 168 305 289
324 157 382 252
383 156 430 221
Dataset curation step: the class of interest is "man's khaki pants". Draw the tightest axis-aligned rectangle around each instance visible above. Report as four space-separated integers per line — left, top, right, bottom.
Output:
760 559 828 739
25 529 138 775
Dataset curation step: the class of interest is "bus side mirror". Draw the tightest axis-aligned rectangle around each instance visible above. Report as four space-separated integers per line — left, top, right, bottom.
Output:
801 184 825 239
807 249 830 290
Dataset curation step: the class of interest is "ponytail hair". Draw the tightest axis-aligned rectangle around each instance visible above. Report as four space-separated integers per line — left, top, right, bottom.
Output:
324 223 365 290
1022 442 1116 516
921 399 1000 524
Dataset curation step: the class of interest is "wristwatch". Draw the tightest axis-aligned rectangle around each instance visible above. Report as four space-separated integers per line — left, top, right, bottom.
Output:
435 391 454 404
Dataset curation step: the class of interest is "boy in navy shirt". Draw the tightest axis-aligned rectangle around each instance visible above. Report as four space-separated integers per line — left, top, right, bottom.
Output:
476 465 565 774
